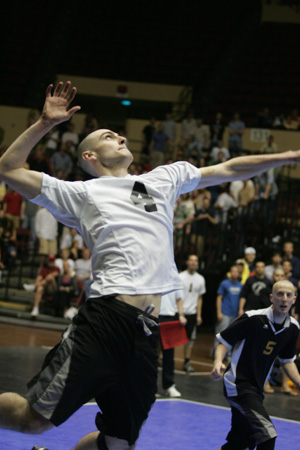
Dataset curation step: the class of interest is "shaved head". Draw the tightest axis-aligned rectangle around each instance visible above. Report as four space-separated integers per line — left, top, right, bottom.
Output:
272 279 296 294
77 131 100 175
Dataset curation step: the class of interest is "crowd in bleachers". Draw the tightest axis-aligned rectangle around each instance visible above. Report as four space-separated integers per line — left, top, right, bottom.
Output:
0 106 299 324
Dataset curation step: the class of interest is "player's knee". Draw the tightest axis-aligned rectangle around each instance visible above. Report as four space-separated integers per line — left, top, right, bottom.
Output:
20 407 53 434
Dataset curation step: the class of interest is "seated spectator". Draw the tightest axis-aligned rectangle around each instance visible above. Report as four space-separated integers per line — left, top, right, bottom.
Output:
209 112 225 149
272 113 285 129
162 112 177 160
260 135 278 154
55 248 75 275
173 193 195 249
3 188 23 230
190 196 216 259
239 261 272 315
70 228 84 260
178 111 196 155
214 183 238 225
74 247 92 299
282 260 299 288
79 114 98 142
235 247 257 284
141 117 156 158
283 115 298 130
150 123 169 168
254 168 279 226
27 255 60 317
208 151 227 168
0 229 17 269
187 118 209 165
227 112 245 157
265 252 282 281
282 241 300 279
237 179 255 208
210 140 230 162
52 261 78 317
60 227 72 249
45 126 61 155
35 206 58 258
255 107 273 129
191 188 212 210
28 144 52 174
61 122 79 159
50 143 74 180
291 108 300 127
243 246 256 276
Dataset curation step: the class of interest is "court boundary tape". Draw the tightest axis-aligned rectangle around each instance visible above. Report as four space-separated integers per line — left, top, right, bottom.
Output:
83 399 300 423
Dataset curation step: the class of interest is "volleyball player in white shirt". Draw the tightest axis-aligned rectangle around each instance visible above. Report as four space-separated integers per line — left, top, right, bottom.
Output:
0 81 300 450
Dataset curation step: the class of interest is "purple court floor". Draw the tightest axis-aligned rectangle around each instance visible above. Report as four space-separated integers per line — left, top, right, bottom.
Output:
0 399 299 450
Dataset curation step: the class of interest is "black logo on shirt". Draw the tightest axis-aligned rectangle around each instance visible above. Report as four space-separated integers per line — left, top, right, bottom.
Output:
130 182 157 212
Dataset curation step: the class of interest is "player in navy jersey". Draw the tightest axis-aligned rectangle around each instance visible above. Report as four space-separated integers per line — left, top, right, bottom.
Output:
1 82 300 450
212 280 300 450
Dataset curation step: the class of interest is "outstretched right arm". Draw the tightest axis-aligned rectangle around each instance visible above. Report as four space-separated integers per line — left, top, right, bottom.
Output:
0 81 80 199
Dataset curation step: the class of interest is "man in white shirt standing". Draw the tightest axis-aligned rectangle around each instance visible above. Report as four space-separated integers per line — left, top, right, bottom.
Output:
34 206 58 256
179 254 206 372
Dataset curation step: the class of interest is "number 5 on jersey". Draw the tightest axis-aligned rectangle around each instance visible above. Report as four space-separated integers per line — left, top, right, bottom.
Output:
263 341 276 355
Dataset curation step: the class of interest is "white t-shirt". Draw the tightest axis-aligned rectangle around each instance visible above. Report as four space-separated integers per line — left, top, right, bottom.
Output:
54 258 75 274
159 290 183 316
210 146 230 161
179 270 206 315
31 162 201 298
34 208 58 240
74 258 92 278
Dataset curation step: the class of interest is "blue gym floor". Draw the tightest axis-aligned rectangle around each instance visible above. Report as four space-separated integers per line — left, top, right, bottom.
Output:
0 400 299 450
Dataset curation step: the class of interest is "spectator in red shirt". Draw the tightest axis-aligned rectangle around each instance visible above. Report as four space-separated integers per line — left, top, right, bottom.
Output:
26 254 60 317
3 188 23 229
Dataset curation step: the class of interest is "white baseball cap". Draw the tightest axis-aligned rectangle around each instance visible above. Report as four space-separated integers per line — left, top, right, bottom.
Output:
245 247 256 255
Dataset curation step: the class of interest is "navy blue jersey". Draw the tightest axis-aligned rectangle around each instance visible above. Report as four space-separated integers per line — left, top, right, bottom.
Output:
217 306 299 397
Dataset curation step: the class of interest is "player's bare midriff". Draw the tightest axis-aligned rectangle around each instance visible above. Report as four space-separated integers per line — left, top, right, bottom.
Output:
115 294 162 317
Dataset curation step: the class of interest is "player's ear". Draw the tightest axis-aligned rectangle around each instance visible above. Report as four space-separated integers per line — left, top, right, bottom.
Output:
82 150 96 161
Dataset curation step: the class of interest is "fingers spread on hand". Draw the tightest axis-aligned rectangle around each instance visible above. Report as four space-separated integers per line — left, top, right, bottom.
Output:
67 86 77 104
61 80 72 98
46 84 53 97
53 81 64 97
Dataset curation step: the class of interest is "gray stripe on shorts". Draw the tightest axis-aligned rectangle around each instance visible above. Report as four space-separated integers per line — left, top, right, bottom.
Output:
29 323 75 420
227 398 277 443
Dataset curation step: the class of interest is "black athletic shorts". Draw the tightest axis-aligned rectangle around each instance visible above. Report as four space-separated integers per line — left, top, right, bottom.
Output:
26 296 159 445
224 392 277 449
184 314 197 341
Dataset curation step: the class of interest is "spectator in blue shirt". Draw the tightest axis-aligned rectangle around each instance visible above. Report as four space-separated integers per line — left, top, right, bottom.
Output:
150 123 169 168
213 265 242 354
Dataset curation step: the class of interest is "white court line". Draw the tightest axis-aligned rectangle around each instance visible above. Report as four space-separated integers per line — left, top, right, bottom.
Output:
174 357 214 368
84 399 300 423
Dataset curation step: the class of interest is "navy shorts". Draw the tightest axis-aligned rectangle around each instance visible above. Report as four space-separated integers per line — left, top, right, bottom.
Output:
26 296 159 445
224 392 277 449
